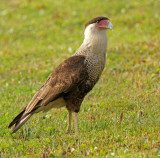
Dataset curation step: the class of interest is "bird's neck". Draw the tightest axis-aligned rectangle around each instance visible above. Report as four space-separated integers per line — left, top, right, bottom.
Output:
84 28 108 45
73 29 108 82
74 29 108 57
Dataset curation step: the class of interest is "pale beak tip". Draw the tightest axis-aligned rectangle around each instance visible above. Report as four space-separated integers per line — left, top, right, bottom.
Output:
107 21 113 30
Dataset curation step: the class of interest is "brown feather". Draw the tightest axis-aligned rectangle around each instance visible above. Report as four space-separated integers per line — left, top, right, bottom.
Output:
8 110 25 128
85 16 109 28
8 16 110 133
11 113 33 133
9 55 89 132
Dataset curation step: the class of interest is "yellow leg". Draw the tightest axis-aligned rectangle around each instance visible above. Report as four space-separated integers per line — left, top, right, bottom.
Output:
74 113 79 134
66 111 72 134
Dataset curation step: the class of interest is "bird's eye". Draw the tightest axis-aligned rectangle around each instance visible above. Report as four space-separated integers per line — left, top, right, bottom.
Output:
96 20 100 23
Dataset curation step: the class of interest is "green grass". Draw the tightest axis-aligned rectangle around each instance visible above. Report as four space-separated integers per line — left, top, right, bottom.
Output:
0 0 160 157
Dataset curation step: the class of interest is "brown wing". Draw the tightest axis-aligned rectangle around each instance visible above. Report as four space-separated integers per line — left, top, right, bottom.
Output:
24 55 87 114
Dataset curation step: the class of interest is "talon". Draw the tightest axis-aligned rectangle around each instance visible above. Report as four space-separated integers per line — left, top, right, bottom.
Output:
66 129 71 134
66 131 70 134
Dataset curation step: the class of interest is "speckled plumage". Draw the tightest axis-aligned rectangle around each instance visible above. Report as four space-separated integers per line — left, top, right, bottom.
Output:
8 17 112 134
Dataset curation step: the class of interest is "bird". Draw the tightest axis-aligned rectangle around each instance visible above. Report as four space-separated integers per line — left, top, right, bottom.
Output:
8 16 113 134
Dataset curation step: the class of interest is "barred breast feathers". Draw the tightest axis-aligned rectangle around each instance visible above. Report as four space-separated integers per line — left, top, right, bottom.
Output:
73 23 108 81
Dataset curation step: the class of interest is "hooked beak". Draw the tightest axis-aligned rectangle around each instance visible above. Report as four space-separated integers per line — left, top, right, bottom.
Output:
107 21 113 30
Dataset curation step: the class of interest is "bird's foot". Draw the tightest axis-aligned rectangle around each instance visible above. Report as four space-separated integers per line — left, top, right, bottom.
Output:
75 127 79 135
75 130 79 135
66 129 71 134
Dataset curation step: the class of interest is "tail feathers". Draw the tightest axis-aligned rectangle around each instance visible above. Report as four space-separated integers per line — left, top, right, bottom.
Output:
8 110 34 133
11 113 33 133
8 110 25 128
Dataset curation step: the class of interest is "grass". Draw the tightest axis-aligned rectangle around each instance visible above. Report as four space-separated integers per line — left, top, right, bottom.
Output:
0 0 160 157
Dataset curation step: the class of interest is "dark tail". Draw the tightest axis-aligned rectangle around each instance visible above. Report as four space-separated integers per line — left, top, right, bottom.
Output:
8 110 34 133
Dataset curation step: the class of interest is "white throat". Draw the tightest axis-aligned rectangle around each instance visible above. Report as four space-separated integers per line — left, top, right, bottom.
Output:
84 24 108 47
73 24 108 81
74 24 108 56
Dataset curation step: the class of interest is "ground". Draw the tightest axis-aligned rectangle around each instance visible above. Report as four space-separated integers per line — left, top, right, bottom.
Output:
0 0 160 157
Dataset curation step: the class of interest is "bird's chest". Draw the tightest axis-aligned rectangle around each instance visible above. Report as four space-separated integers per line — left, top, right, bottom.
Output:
85 53 106 82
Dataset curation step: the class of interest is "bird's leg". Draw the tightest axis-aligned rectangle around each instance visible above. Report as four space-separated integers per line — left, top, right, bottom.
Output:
66 111 72 134
74 112 79 134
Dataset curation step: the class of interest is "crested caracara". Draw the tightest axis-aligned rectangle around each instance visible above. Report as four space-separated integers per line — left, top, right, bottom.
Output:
8 17 113 134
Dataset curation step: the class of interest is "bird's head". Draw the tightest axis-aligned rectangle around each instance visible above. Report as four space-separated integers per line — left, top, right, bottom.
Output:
85 17 113 31
83 17 113 45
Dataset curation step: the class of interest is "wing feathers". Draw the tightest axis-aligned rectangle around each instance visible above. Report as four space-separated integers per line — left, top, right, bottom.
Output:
25 85 51 113
8 110 25 128
11 113 33 133
9 55 87 133
21 55 86 115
